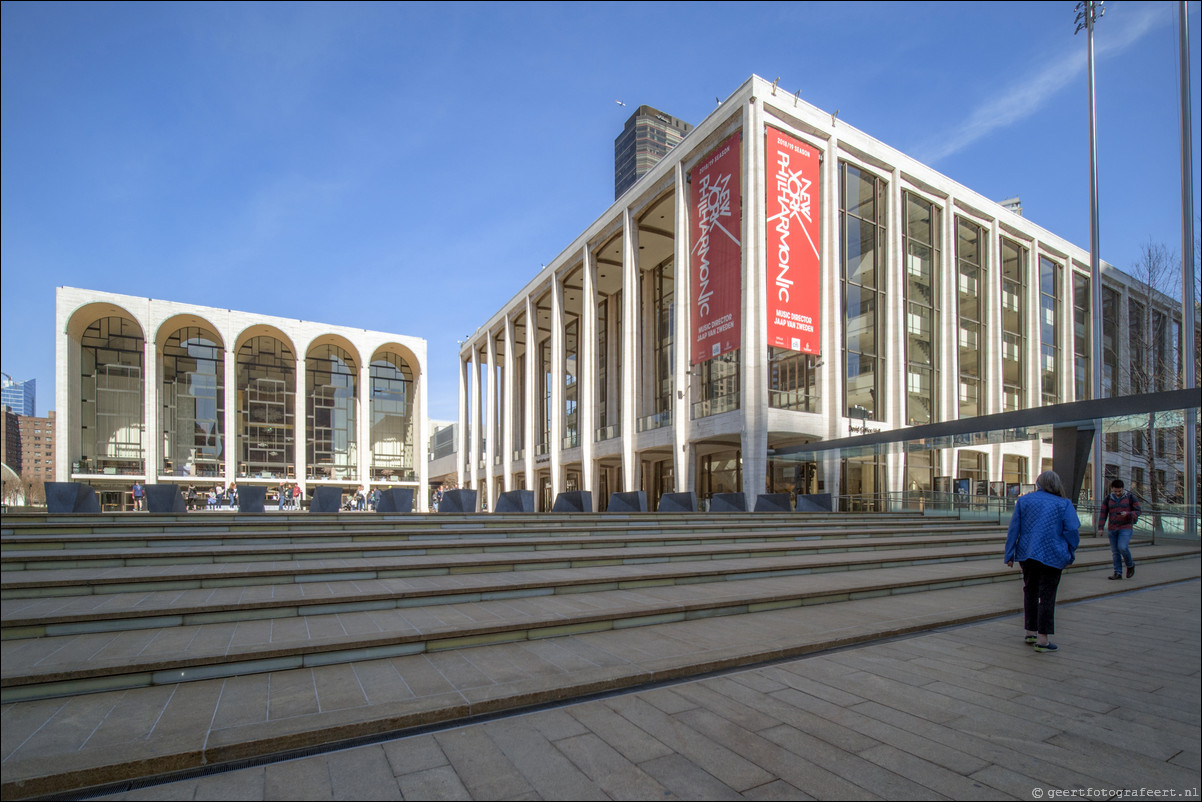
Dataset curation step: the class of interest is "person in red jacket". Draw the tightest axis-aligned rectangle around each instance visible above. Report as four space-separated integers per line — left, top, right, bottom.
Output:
1097 479 1140 580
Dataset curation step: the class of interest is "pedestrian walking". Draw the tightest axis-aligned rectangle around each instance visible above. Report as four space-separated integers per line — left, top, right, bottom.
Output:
1004 470 1080 653
1097 479 1140 580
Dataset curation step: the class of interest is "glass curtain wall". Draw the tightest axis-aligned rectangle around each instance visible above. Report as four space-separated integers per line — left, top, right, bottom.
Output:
370 353 414 481
1000 238 1027 412
512 313 527 460
596 298 609 437
633 258 674 431
956 218 986 417
1129 298 1147 392
958 451 988 495
595 292 623 439
564 318 579 448
904 193 939 426
769 349 819 412
1039 256 1062 405
694 352 740 418
160 327 223 477
1073 274 1091 400
840 163 886 420
80 317 145 474
533 292 553 455
237 336 295 479
493 334 505 464
645 259 674 430
307 345 357 480
538 337 551 455
1003 454 1029 493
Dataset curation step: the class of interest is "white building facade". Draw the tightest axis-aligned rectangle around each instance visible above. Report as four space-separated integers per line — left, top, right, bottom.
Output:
55 287 428 510
456 75 1188 512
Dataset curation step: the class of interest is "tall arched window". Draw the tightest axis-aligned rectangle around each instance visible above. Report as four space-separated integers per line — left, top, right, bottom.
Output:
161 327 223 477
237 336 295 479
307 344 358 479
80 316 145 474
370 353 414 481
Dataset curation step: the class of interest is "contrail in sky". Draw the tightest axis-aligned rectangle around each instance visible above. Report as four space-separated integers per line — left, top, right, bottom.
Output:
919 3 1166 165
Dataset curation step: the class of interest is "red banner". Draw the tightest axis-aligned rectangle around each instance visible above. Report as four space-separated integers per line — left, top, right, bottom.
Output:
765 128 821 355
690 133 742 365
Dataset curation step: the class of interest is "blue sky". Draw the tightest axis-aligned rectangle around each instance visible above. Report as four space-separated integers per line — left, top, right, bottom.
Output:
2 0 1199 421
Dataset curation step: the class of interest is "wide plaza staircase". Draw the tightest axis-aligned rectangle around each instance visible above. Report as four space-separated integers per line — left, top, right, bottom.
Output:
2 508 1199 799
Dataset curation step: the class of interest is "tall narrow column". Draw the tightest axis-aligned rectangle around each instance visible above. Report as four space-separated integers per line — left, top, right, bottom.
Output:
142 336 158 483
456 352 468 490
620 208 638 493
484 331 497 510
523 295 538 502
741 96 768 507
503 315 516 493
294 354 306 494
359 359 371 488
468 346 480 495
673 166 693 492
224 346 237 483
581 247 597 494
550 275 565 502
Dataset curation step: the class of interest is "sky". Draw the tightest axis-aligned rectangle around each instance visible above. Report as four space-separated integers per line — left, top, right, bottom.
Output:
2 0 1199 422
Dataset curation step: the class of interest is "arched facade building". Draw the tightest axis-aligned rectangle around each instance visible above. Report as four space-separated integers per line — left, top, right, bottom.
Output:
55 288 428 510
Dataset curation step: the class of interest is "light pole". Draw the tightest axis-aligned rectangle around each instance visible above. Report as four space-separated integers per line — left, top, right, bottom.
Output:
1075 0 1105 513
1176 1 1197 531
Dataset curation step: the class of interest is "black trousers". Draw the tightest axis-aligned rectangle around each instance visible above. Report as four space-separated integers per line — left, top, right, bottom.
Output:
1020 559 1063 636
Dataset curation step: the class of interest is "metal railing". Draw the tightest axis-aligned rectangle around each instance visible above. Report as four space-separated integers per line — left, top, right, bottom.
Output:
829 491 1199 542
595 423 621 442
691 392 740 420
636 410 671 433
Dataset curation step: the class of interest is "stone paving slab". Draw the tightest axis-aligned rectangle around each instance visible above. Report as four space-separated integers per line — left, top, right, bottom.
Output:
79 576 1201 801
2 559 1197 799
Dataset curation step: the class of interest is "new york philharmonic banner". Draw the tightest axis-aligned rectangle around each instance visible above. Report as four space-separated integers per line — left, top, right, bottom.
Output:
765 127 821 355
689 132 743 365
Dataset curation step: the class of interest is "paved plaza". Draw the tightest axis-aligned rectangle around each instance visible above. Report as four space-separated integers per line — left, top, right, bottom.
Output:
95 578 1201 801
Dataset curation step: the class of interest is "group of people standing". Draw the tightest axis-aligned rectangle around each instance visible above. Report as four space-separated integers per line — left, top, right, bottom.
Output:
1005 474 1141 653
342 486 383 511
277 483 302 510
175 484 238 511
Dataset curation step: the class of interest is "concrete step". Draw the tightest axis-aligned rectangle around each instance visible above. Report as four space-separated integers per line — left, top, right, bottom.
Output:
2 538 1026 634
2 556 1198 801
4 543 1194 704
0 515 984 556
0 528 1010 597
0 521 1009 569
0 510 939 541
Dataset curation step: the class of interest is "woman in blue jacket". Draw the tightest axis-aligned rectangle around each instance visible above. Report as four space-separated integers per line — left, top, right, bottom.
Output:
1004 470 1080 653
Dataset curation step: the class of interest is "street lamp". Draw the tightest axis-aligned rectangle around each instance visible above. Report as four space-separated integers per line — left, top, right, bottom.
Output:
1075 1 1105 511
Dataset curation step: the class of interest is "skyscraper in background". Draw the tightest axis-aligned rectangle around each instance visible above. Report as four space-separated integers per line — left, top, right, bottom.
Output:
614 105 692 199
2 378 36 417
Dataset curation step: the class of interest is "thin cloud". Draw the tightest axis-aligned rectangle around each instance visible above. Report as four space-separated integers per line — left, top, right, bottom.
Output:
918 4 1167 165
